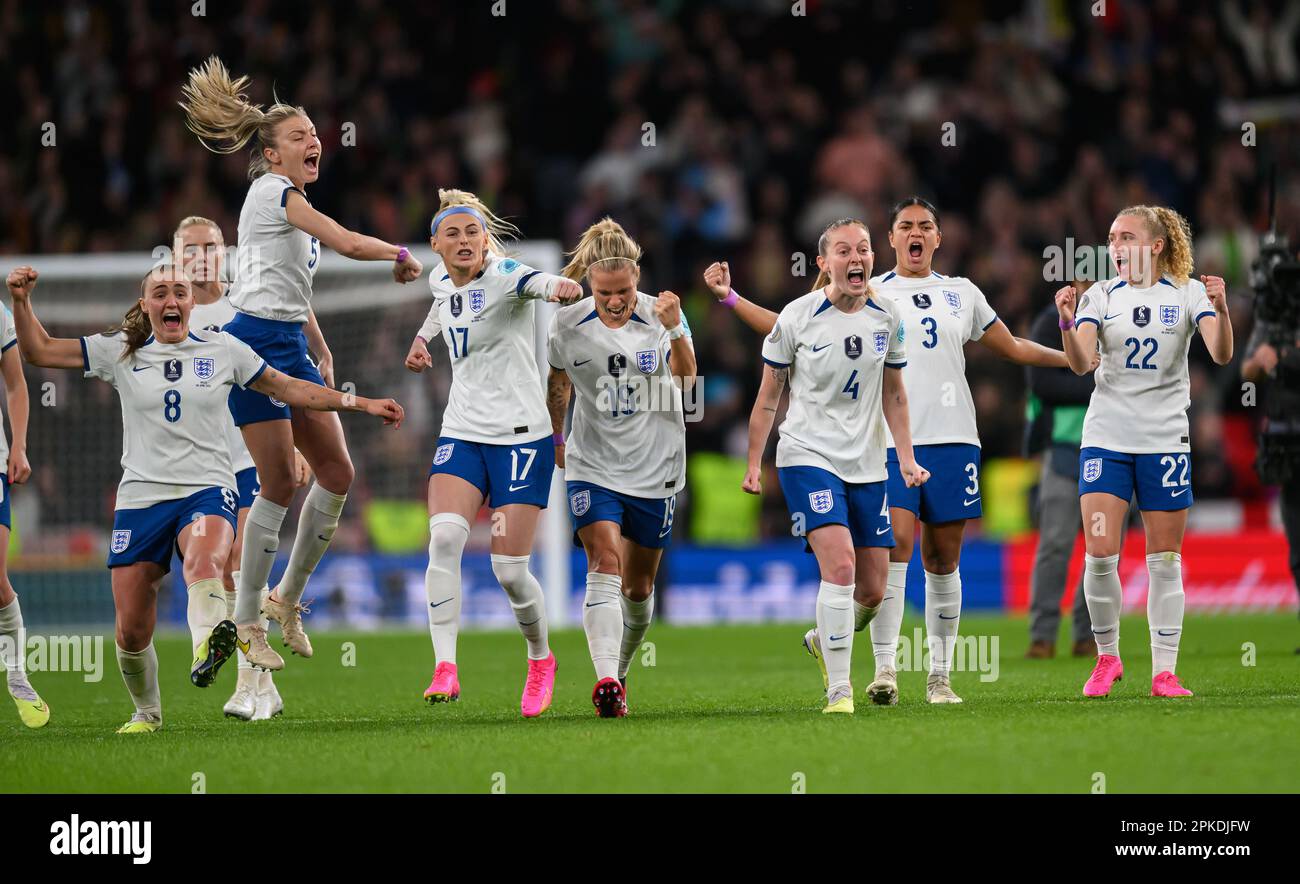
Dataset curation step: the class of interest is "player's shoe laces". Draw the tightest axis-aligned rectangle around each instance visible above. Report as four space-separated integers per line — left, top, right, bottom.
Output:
520 652 556 718
224 678 257 720
823 684 854 714
116 713 161 734
592 676 627 718
235 623 284 671
1082 654 1123 698
190 619 237 688
8 677 49 729
253 671 284 719
423 661 460 704
867 666 899 706
803 628 829 691
926 673 963 704
1151 671 1193 697
261 595 313 658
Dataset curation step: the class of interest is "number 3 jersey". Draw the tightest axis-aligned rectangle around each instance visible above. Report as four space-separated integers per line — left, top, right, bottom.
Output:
547 293 691 499
80 329 267 508
761 289 906 484
1074 275 1215 454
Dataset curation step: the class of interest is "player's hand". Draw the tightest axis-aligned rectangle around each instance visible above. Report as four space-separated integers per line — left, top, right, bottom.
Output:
365 397 404 428
1253 342 1279 375
315 350 335 388
5 266 37 301
1054 284 1078 324
292 448 313 488
900 460 930 488
405 337 433 373
741 464 762 495
393 253 423 284
1201 275 1228 314
547 279 584 304
703 261 731 300
655 291 682 329
555 441 565 469
6 448 30 484
1089 350 1101 372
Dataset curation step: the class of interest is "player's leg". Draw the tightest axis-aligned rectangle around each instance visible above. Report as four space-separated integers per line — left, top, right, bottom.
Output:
491 503 556 717
1134 452 1193 696
619 538 662 686
1077 448 1133 697
223 483 276 719
176 503 238 689
807 524 857 712
578 518 626 717
112 562 166 733
870 450 917 683
0 522 48 728
422 470 483 704
920 519 966 703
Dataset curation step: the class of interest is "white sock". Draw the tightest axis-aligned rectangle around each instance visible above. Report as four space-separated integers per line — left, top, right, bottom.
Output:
925 569 962 676
870 562 908 670
1147 552 1185 676
425 513 469 666
619 593 654 678
186 577 228 650
816 580 855 693
235 496 287 623
277 484 347 607
0 596 25 680
116 642 161 720
854 600 879 631
583 572 623 681
491 553 549 660
1084 553 1122 657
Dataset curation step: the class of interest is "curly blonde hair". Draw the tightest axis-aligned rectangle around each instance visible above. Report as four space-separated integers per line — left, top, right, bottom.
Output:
1116 205 1194 284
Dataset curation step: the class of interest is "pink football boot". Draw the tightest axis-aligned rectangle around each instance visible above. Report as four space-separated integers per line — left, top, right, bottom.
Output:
1082 654 1123 697
1151 671 1193 697
520 652 557 718
423 661 460 704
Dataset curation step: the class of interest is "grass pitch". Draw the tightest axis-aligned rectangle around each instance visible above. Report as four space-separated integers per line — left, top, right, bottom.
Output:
3 614 1297 793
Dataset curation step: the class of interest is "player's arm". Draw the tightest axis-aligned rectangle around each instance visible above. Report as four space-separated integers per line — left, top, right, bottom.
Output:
405 298 441 373
4 267 83 369
283 192 422 282
546 366 571 469
881 368 929 488
303 307 335 387
248 365 404 427
654 291 697 381
1 344 31 484
703 261 778 336
1196 275 1233 365
1054 284 1098 376
977 319 1070 368
516 269 584 305
742 363 785 495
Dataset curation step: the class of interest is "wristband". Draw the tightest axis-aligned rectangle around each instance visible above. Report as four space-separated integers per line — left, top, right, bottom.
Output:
666 323 686 340
1059 318 1074 330
552 432 565 445
721 288 739 308
396 246 410 264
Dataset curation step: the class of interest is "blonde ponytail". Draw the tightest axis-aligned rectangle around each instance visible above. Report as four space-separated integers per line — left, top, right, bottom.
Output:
1117 205 1194 284
561 217 642 282
179 56 307 180
432 189 519 257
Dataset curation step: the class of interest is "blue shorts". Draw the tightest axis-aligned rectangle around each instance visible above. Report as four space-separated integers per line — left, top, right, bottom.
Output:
1078 447 1192 511
567 481 676 550
429 436 554 509
0 474 10 530
224 312 325 426
107 487 238 572
887 444 982 523
235 467 261 509
777 465 894 549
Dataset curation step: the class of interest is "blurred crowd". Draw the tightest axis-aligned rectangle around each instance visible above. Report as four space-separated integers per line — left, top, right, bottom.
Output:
2 0 1299 536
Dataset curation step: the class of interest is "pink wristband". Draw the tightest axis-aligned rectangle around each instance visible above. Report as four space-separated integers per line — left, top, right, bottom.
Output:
1059 318 1074 330
553 432 565 445
721 288 739 308
396 246 410 264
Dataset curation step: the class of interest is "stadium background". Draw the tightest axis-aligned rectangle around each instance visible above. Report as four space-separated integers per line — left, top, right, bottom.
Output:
1 0 1296 631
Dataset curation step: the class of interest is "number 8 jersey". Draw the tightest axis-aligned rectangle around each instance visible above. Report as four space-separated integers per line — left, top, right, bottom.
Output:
1074 275 1215 454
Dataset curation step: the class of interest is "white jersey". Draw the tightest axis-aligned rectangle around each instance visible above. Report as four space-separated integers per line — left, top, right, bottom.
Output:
228 173 319 323
418 254 567 445
189 294 256 474
1075 275 1215 454
547 293 691 499
81 329 267 509
761 288 906 483
872 271 998 448
0 305 17 469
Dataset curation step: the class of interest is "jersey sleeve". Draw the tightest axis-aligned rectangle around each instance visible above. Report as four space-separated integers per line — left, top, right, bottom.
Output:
0 305 16 353
224 333 269 389
761 306 796 367
886 302 907 367
491 257 553 301
967 283 999 342
546 311 566 370
1074 283 1104 329
81 333 123 383
1188 279 1215 333
418 278 443 342
259 175 303 227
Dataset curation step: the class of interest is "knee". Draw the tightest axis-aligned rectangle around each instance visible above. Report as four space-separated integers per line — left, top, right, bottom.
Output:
891 535 914 564
623 574 654 602
116 622 152 653
314 458 355 495
257 464 297 505
183 551 225 585
490 554 532 592
588 546 622 577
922 555 959 575
428 516 470 565
823 554 855 588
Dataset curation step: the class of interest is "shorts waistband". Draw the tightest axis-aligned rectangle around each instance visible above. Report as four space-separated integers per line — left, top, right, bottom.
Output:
228 311 305 335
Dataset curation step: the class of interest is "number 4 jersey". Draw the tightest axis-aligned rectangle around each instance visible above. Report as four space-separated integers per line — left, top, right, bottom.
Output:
81 329 267 508
1074 275 1215 454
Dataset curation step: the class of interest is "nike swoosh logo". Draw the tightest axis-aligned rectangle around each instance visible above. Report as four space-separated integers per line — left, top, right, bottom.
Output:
429 598 454 608
585 601 609 608
1157 630 1179 637
519 618 540 626
937 613 958 620
317 534 330 541
882 596 895 601
1103 312 1122 320
132 365 150 372
509 484 529 492
828 633 849 641
574 358 591 366
876 527 891 535
236 638 250 653
207 593 224 601
121 669 143 676
812 343 831 352
1170 489 1187 497
964 497 980 506
1092 627 1115 635
263 548 276 554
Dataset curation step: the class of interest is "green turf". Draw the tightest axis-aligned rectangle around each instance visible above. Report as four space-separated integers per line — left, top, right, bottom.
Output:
2 614 1297 793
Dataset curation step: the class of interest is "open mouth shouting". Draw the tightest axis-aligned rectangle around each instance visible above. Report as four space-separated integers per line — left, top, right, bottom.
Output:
303 149 320 177
161 309 183 334
908 241 924 261
846 267 866 287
